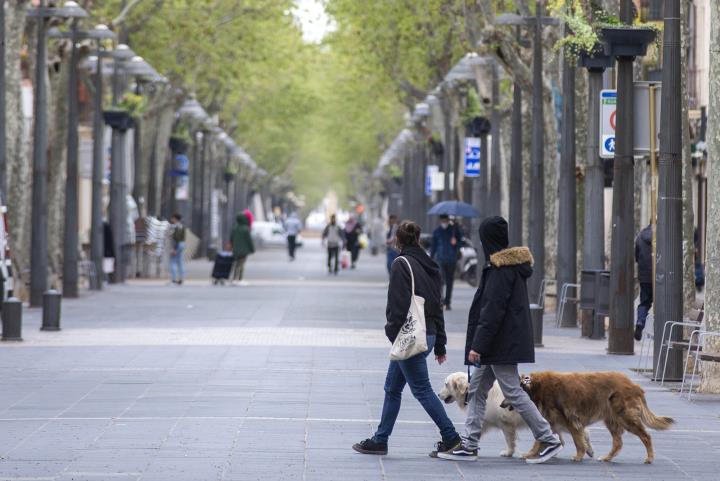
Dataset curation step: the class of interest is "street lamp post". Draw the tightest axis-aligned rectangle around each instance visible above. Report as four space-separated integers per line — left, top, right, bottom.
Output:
579 47 613 337
654 0 684 379
107 44 135 284
493 8 561 310
604 1 656 354
557 22 577 327
488 62 501 217
49 23 116 297
27 0 88 307
124 56 161 217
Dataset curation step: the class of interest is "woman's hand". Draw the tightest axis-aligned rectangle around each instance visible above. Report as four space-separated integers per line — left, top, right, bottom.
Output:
435 354 447 365
468 350 480 364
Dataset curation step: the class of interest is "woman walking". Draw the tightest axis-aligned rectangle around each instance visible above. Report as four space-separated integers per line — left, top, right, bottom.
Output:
230 213 255 285
344 216 362 269
352 220 461 457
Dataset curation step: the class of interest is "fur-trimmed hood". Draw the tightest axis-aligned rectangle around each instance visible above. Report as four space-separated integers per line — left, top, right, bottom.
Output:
489 247 534 279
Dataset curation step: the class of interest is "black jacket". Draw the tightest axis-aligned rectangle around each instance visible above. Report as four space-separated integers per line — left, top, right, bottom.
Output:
385 245 447 356
465 216 535 365
635 225 652 284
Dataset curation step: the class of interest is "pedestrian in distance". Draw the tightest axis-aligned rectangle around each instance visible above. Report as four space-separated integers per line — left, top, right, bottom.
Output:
431 214 463 310
353 220 462 458
168 214 186 285
438 216 562 464
634 224 653 341
285 212 303 261
344 216 363 269
386 214 399 274
230 213 255 285
322 214 344 275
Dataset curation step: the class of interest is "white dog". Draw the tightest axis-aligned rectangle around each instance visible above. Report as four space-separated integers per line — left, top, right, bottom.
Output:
438 371 594 458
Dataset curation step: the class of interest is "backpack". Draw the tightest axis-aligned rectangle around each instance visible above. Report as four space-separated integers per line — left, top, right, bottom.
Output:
172 225 186 243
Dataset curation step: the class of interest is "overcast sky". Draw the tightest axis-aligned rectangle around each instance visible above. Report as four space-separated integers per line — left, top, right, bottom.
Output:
293 0 335 43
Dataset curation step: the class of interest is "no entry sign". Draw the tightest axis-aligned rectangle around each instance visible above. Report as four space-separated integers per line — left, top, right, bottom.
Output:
600 90 616 159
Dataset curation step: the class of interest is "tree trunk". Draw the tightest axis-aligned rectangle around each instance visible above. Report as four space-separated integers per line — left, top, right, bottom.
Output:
47 48 70 288
681 0 696 314
6 2 31 300
701 0 720 393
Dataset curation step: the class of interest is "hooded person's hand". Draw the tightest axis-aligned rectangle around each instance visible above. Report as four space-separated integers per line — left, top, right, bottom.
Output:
468 350 480 364
435 354 447 365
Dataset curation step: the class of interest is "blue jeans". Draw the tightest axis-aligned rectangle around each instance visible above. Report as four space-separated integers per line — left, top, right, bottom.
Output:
386 248 399 274
373 335 458 445
170 242 185 282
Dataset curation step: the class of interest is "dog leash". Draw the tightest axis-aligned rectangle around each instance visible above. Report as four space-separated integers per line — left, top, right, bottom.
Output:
464 365 471 407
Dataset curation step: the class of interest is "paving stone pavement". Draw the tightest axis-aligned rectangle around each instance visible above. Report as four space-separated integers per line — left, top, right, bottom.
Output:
1 239 719 480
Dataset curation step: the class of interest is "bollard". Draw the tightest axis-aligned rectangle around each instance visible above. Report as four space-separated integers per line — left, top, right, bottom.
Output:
1 297 23 341
530 306 544 347
41 290 62 331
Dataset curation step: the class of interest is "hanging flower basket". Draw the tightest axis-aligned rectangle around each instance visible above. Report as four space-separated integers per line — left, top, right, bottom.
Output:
601 26 657 58
578 43 614 71
169 136 189 154
103 109 135 131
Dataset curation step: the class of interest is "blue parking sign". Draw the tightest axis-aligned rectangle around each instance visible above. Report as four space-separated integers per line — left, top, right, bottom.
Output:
464 138 481 177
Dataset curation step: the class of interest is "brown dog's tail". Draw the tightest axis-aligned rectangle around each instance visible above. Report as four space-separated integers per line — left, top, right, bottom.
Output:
639 399 674 430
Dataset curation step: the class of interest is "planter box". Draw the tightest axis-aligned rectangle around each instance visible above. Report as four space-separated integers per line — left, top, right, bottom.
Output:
103 110 135 131
578 49 614 71
465 116 491 137
601 27 656 58
169 136 189 154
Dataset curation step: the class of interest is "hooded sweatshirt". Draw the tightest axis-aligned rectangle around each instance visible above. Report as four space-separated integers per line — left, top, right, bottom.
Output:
464 216 535 365
231 214 255 258
385 245 448 356
635 225 652 284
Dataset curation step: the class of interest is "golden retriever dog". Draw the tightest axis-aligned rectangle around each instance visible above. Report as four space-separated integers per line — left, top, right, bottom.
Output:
437 372 592 458
517 371 674 464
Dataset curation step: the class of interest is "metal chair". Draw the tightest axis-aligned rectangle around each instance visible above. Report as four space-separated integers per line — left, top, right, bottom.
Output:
654 317 703 386
636 313 655 373
556 283 580 327
680 330 720 401
530 278 556 310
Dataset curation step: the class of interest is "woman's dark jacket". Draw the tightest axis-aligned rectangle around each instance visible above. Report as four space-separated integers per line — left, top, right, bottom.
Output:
635 225 653 284
385 245 447 356
465 246 535 365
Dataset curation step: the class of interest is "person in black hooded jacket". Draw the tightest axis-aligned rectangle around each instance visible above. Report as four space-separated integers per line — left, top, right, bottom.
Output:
438 216 561 464
634 225 653 341
353 220 461 458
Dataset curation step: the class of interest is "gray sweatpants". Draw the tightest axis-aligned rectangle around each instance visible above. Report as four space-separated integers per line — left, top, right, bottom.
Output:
462 364 558 450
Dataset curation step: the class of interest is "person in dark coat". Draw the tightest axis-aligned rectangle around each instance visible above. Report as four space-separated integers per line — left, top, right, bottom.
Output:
430 215 463 310
634 225 653 341
230 213 255 284
353 220 461 458
438 216 561 464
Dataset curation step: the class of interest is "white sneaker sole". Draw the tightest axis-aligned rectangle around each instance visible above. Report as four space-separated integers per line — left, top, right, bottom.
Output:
525 444 563 464
437 452 478 461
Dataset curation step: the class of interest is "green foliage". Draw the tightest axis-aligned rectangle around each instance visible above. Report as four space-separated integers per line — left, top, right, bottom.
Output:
117 92 146 117
461 88 483 126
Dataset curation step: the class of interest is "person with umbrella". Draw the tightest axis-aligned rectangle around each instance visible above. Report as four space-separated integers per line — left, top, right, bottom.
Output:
431 214 463 310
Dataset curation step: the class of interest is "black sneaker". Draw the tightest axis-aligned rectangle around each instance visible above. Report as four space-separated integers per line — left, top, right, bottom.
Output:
634 325 643 341
525 440 562 464
437 443 478 461
352 438 387 455
428 438 461 458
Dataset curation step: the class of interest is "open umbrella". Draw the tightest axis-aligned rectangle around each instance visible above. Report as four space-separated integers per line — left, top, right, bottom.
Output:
427 200 479 218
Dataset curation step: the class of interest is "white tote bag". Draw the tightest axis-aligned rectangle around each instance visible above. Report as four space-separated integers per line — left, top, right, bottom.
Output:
389 256 428 360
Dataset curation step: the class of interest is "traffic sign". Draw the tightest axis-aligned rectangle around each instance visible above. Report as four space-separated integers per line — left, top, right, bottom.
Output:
600 90 616 159
464 137 481 177
598 84 661 159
